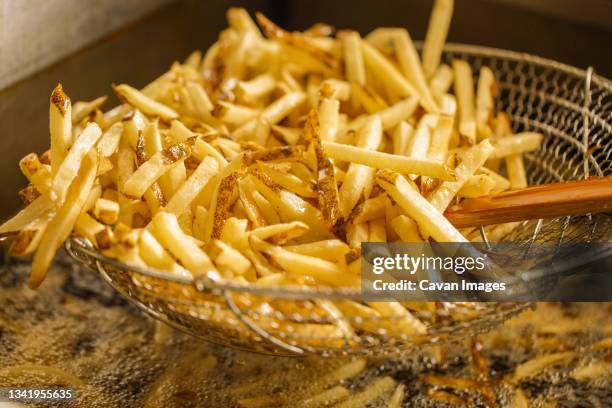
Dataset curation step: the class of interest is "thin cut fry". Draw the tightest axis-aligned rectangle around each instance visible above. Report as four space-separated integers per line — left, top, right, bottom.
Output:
422 0 454 78
377 170 467 242
489 132 543 159
475 66 496 140
122 141 191 198
428 139 494 212
51 122 102 204
30 151 98 288
453 59 477 145
151 211 217 277
392 30 438 112
361 41 418 100
113 84 178 121
324 142 453 181
165 157 219 216
49 84 72 175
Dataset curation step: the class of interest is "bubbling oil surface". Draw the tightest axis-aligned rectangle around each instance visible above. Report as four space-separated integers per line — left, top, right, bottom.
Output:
0 258 611 407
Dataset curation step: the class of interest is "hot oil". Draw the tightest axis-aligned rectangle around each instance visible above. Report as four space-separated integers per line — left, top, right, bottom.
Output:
0 259 611 407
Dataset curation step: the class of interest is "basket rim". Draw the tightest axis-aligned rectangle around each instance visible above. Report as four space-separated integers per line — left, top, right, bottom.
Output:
64 43 612 299
427 42 612 90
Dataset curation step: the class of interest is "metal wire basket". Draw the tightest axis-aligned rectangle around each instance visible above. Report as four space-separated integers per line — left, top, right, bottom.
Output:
66 44 612 356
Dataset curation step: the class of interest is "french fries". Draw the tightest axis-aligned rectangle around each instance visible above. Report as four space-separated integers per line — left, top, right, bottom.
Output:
3 7 547 351
31 151 98 288
489 132 543 159
422 0 454 79
49 84 72 175
377 170 467 242
324 142 453 181
453 59 477 145
51 122 102 204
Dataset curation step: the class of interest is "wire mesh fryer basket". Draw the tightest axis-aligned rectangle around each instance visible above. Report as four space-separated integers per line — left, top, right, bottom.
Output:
65 44 612 356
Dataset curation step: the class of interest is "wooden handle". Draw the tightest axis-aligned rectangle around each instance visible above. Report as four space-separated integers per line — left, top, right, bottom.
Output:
444 177 612 228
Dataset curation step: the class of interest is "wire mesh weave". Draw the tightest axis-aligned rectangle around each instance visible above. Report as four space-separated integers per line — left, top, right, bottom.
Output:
66 44 612 356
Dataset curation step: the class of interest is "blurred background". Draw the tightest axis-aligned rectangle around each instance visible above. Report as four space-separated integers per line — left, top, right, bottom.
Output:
1 0 611 219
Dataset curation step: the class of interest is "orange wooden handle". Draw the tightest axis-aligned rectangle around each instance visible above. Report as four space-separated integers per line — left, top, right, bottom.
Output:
444 177 612 228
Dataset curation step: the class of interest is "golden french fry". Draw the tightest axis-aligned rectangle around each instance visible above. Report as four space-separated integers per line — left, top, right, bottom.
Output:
368 218 387 242
453 59 477 145
30 151 98 288
391 215 424 242
209 239 252 276
361 41 418 100
475 66 496 140
97 122 123 157
422 0 454 78
284 239 350 262
254 237 358 286
489 132 543 159
257 162 316 198
350 194 388 224
122 141 191 198
235 73 276 102
94 197 120 224
250 173 330 239
392 121 414 156
458 174 496 198
75 212 105 245
477 167 511 193
165 157 218 216
72 95 108 124
428 139 494 211
427 109 455 167
324 142 453 181
429 64 454 102
113 84 178 121
405 114 438 161
377 170 467 242
392 30 438 112
338 115 383 217
150 211 217 277
213 101 260 126
341 30 366 87
51 122 102 204
318 97 340 142
49 84 72 175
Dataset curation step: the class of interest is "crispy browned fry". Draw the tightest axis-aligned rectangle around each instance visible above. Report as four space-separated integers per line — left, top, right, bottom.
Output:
122 141 191 198
304 110 343 229
249 173 329 240
206 172 240 241
9 217 48 257
377 170 467 242
49 84 72 175
256 13 339 71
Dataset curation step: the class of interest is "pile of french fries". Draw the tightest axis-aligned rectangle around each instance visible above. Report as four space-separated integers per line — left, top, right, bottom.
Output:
1 3 542 343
